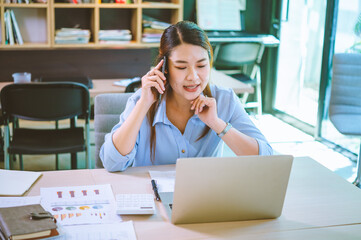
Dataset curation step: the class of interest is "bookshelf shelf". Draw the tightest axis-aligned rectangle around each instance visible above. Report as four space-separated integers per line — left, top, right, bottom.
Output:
0 0 183 49
98 3 138 8
3 4 49 8
53 3 96 7
2 42 50 48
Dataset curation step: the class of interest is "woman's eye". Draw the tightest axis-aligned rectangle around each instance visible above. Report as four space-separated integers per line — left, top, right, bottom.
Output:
175 67 186 70
198 65 207 68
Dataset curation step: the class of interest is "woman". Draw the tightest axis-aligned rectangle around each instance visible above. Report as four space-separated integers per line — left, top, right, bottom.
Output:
100 21 272 172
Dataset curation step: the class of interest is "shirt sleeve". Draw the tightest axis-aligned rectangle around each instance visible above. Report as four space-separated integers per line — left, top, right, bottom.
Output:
218 88 273 155
99 93 140 172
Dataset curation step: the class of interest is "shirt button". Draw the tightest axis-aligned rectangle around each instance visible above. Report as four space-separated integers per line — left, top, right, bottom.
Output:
181 149 185 153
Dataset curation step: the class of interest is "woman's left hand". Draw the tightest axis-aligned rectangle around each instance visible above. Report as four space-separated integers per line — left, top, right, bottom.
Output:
190 95 218 127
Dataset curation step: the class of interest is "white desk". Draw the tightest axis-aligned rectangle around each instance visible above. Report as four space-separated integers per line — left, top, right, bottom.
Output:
26 157 361 239
208 34 280 47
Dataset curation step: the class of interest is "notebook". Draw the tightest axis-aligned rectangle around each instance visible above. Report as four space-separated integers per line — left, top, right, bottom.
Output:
0 204 58 240
0 170 42 196
160 155 293 224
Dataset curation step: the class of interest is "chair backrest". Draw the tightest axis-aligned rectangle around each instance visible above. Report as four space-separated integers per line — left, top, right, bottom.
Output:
0 82 90 122
213 42 265 69
329 53 361 135
125 80 141 93
94 93 133 168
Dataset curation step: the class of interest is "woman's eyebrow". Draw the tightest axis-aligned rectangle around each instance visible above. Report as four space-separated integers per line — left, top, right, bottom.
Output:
174 58 208 64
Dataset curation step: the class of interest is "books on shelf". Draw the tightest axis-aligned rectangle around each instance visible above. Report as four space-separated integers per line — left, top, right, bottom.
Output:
4 9 24 46
142 15 170 43
99 29 132 44
4 0 48 3
0 204 59 240
55 28 90 44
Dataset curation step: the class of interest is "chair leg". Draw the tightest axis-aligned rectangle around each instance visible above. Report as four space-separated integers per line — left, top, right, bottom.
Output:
19 154 23 170
352 142 361 188
4 125 10 170
71 153 77 169
56 154 59 170
256 67 262 116
241 92 249 105
85 121 91 169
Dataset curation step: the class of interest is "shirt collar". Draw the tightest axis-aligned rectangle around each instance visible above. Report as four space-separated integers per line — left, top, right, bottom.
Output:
152 95 172 126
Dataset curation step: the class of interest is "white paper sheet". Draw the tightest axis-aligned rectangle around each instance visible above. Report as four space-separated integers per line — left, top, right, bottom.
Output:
148 171 176 193
41 184 121 226
0 169 42 196
63 221 137 240
0 196 41 207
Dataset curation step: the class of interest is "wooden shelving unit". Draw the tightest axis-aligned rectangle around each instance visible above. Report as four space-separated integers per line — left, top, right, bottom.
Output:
0 0 183 49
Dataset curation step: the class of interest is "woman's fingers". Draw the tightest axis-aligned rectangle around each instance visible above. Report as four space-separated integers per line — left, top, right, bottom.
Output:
191 96 208 114
154 59 164 71
148 75 165 91
144 81 164 94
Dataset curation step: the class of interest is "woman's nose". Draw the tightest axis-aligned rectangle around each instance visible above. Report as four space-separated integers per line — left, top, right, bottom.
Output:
186 67 198 81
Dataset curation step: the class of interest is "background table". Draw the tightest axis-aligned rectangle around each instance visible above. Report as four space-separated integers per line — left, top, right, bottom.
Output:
0 69 253 99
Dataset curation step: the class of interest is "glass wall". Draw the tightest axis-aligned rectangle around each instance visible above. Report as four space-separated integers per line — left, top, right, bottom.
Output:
321 0 361 155
274 0 327 126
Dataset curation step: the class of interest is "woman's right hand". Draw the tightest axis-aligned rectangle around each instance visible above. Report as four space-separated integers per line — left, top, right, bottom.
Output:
140 59 166 107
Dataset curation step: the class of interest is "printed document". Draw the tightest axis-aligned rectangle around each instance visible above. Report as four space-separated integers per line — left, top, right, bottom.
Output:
41 184 121 225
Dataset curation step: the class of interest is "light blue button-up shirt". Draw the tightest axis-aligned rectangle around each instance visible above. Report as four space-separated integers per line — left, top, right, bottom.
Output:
100 84 273 172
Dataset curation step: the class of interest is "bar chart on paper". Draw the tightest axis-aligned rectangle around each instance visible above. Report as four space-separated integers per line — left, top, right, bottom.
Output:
40 184 121 225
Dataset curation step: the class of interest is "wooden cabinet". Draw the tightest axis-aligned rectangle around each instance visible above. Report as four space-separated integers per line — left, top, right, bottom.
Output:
0 0 183 49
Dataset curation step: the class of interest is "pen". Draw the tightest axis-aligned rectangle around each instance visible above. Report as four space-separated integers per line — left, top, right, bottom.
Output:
151 179 161 201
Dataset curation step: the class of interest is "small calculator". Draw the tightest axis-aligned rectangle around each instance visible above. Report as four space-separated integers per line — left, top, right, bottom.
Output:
116 194 155 215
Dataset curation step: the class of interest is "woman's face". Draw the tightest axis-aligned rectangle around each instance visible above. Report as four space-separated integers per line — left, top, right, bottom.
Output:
167 43 211 101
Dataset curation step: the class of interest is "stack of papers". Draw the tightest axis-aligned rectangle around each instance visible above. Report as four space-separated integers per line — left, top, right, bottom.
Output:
113 77 141 87
142 15 170 43
55 28 90 44
99 29 132 44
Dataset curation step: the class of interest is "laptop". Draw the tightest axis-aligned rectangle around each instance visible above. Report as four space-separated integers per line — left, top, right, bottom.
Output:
160 155 293 224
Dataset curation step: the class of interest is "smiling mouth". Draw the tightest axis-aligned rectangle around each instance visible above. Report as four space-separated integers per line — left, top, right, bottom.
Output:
184 85 200 92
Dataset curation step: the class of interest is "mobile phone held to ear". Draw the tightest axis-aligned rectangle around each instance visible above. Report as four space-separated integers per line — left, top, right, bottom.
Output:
158 56 166 103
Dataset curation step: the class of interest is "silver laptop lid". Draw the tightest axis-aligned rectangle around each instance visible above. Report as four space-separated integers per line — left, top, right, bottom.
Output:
171 155 293 224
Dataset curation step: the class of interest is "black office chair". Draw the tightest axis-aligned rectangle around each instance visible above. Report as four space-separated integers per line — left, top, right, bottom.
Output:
125 80 141 93
213 42 265 115
1 82 91 170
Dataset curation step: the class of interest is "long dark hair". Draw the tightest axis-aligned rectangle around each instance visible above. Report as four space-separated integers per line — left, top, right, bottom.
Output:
148 21 214 163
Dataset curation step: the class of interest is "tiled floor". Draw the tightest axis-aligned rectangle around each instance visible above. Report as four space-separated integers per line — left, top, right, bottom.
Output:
1 115 358 184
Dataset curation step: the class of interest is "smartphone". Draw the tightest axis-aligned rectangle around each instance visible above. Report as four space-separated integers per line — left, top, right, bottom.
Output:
158 56 167 103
